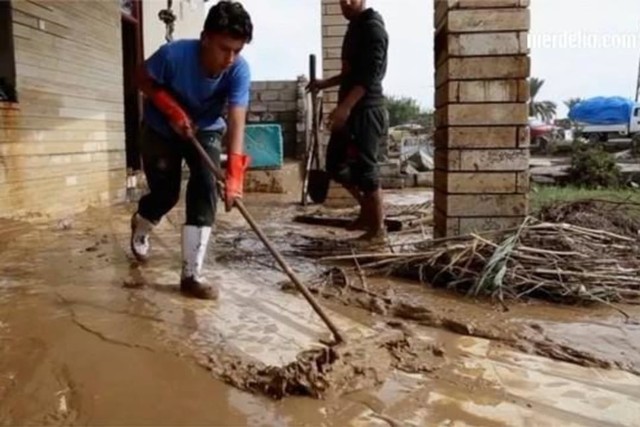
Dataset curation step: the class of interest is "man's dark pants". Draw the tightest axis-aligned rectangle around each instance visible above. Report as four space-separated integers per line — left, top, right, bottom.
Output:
137 124 222 227
325 106 388 192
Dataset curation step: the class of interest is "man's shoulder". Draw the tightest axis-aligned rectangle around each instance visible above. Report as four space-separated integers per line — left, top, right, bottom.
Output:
232 55 250 71
228 55 250 77
159 39 199 59
352 9 387 39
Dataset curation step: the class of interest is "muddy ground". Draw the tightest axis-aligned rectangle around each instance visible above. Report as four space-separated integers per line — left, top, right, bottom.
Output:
1 190 639 426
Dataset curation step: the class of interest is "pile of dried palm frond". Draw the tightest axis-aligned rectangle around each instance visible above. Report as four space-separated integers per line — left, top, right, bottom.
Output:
320 218 640 306
538 198 640 238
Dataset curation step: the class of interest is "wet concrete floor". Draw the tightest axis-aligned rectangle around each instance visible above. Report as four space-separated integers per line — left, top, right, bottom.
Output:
1 191 640 426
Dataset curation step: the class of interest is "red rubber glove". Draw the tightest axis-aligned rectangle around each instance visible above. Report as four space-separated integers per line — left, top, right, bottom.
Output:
225 152 250 211
150 89 193 138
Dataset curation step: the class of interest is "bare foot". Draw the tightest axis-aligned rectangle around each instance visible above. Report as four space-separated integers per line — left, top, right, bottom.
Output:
353 228 388 247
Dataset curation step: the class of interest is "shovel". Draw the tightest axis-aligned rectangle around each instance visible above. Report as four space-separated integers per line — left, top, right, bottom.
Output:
301 54 330 205
187 135 346 345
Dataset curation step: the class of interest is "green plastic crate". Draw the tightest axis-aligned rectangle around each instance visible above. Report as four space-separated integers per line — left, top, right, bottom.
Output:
244 124 284 170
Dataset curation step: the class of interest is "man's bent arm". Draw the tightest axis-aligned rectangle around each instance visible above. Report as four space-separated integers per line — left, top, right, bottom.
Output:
319 73 343 90
225 106 247 154
339 86 366 112
135 65 158 96
351 24 387 97
136 63 192 136
338 23 387 112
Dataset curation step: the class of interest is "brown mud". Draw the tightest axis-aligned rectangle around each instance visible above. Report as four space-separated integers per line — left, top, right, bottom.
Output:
1 190 640 425
204 329 408 400
290 261 640 377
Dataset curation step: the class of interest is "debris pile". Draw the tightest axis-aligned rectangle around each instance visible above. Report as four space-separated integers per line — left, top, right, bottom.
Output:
538 199 640 238
205 329 413 400
309 218 640 306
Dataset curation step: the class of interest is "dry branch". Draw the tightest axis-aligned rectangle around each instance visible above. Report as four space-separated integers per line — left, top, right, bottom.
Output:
297 217 640 306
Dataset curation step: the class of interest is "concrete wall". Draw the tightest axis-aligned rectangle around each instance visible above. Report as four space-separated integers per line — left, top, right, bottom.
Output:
142 0 205 58
0 0 126 220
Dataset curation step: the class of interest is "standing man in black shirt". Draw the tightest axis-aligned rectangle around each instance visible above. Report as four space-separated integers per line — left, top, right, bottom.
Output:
309 0 389 243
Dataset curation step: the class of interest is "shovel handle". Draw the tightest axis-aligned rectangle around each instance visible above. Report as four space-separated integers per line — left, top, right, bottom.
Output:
309 54 316 83
187 136 347 345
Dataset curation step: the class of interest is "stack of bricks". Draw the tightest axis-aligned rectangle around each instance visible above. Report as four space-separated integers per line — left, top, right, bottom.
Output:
433 0 531 237
320 0 358 208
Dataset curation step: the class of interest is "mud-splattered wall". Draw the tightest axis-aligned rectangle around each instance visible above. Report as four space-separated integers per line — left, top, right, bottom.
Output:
0 0 126 220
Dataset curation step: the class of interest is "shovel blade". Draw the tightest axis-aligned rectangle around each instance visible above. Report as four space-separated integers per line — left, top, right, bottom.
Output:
307 170 330 204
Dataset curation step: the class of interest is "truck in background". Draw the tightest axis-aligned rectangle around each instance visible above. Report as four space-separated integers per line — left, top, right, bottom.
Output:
569 96 640 144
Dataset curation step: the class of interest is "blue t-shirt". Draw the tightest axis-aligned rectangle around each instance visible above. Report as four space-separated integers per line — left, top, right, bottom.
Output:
143 39 251 137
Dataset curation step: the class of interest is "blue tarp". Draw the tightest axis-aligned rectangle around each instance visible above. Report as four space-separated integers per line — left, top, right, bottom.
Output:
244 124 283 170
568 96 635 125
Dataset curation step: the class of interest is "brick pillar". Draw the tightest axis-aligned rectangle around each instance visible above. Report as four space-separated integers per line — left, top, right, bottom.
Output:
321 0 345 116
433 0 531 237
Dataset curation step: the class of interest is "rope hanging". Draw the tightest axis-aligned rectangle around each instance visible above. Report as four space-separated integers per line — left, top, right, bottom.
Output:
158 0 176 43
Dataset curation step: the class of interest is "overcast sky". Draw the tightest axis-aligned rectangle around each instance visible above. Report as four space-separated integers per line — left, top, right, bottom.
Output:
218 0 640 118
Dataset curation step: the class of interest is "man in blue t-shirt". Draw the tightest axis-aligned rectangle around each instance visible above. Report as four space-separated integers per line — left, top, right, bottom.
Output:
130 1 253 300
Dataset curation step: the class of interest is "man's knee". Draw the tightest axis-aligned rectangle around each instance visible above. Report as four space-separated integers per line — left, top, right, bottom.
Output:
185 172 217 227
186 195 216 226
327 163 352 186
158 183 181 211
355 169 380 193
188 210 215 227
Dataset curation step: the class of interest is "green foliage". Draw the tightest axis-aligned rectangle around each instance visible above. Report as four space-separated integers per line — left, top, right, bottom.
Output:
530 184 640 213
414 111 434 129
529 77 557 122
567 145 623 188
385 95 432 127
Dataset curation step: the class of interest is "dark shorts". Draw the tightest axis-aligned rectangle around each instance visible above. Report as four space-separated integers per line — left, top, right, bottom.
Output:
137 124 222 227
325 106 388 193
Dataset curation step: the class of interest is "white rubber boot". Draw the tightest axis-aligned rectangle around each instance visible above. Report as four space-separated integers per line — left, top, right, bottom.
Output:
180 225 218 300
130 213 154 262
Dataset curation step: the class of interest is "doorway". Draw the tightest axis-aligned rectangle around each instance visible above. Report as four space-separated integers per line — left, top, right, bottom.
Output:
121 0 144 173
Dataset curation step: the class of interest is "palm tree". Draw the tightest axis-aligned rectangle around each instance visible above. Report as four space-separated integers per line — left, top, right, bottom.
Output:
529 77 557 122
564 97 583 112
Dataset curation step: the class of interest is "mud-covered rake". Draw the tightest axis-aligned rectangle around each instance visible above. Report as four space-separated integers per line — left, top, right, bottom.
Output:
188 136 347 345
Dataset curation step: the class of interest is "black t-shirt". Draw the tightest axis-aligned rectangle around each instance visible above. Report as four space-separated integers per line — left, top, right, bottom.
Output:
338 8 388 110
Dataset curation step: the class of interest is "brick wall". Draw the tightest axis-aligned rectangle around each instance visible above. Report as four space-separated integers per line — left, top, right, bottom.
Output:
1 0 126 220
248 79 307 159
433 0 531 237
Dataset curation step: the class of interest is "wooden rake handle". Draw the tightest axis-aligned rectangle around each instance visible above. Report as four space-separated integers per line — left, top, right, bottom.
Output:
187 136 347 345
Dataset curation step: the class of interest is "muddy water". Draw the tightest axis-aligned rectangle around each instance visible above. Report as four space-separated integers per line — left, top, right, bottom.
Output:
1 191 640 426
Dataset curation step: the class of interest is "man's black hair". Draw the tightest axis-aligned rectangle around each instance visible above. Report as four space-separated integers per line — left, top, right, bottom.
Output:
203 1 253 43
